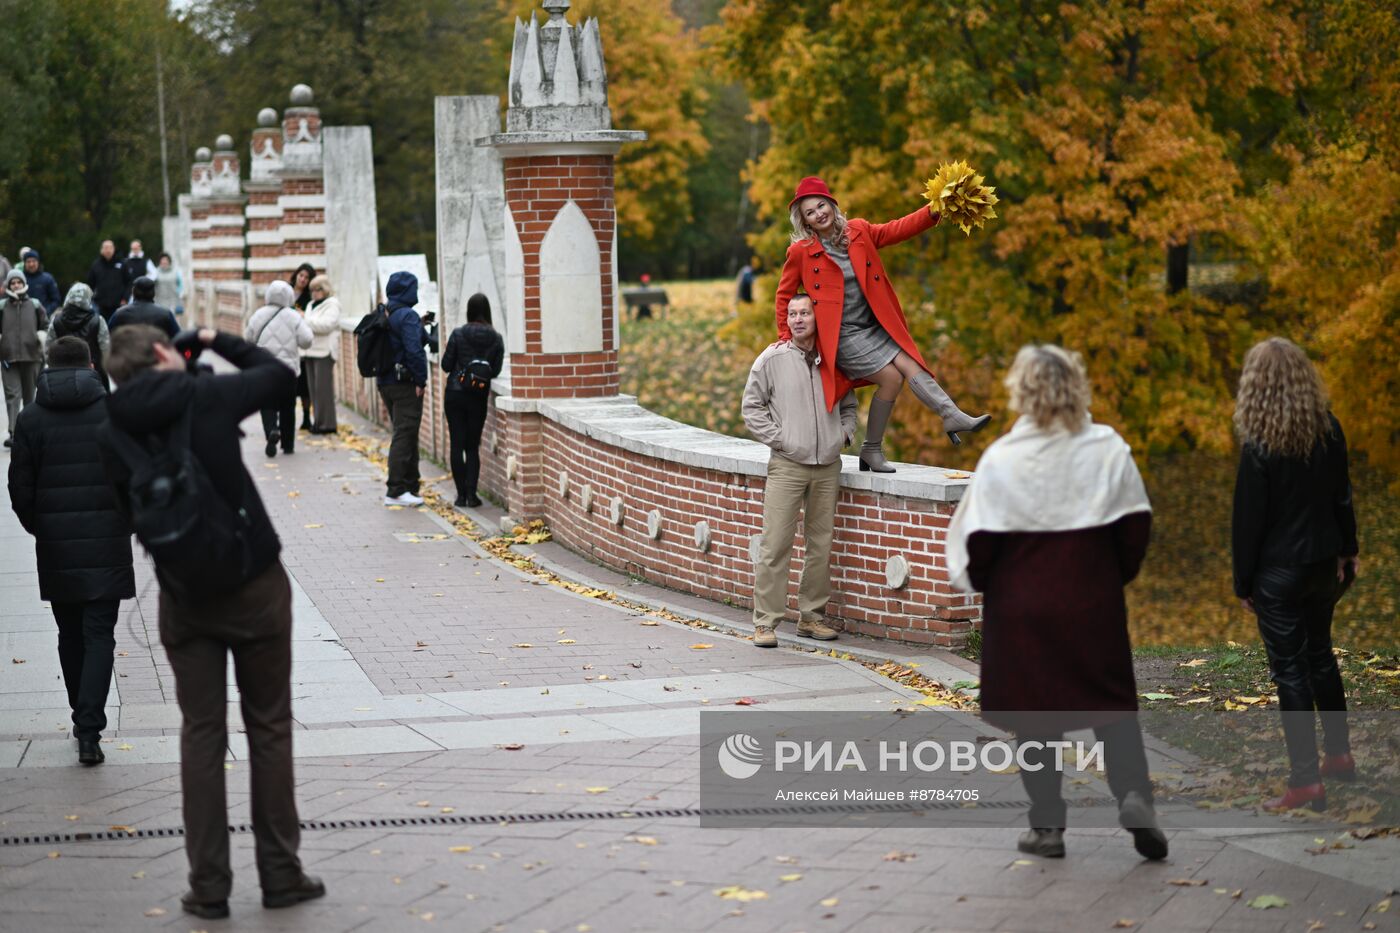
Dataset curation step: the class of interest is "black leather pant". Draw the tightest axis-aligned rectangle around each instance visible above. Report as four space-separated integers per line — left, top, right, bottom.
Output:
1252 559 1350 786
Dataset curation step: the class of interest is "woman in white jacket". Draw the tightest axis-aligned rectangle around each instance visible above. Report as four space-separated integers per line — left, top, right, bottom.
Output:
302 275 341 434
245 280 312 457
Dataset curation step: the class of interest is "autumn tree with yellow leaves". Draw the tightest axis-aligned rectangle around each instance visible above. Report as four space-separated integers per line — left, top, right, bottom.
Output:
714 0 1398 475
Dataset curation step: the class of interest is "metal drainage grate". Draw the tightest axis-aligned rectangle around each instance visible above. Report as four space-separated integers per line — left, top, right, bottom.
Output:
0 797 1117 848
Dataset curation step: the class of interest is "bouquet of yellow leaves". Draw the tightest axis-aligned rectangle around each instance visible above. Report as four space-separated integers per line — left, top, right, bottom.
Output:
922 161 999 235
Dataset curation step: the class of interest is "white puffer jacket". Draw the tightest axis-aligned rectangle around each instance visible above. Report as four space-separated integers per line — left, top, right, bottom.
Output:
245 281 312 373
303 295 341 360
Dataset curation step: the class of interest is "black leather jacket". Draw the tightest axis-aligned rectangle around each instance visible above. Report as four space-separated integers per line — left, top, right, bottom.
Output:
1231 413 1359 598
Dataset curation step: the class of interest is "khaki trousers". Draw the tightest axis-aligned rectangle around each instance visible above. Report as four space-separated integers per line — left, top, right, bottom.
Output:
752 454 841 629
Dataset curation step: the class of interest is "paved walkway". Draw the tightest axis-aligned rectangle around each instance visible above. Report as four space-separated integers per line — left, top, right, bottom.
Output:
1 404 1395 932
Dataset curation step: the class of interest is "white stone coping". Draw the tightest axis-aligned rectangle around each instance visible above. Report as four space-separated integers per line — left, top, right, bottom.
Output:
278 194 327 209
203 236 246 250
245 204 284 219
206 214 245 227
247 255 325 272
191 258 247 271
483 129 648 158
494 395 970 502
279 223 327 241
245 230 284 245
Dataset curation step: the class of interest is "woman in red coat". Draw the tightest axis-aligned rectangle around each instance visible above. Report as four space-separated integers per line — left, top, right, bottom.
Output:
775 177 990 472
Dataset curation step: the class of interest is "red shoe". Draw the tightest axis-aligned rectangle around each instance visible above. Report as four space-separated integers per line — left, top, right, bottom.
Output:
1320 753 1356 782
1262 783 1327 813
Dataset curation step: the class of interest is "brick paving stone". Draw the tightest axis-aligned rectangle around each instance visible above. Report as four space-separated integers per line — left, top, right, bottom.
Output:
2 417 1398 932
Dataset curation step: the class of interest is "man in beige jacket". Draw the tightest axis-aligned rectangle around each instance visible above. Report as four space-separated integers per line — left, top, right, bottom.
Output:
742 294 857 647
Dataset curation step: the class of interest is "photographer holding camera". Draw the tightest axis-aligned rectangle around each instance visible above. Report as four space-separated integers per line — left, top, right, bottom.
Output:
377 270 431 507
98 324 325 921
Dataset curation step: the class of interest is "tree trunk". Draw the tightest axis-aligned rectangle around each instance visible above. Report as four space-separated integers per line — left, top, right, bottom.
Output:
1166 241 1190 294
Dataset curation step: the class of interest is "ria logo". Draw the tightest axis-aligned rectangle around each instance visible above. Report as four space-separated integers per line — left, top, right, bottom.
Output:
717 733 764 780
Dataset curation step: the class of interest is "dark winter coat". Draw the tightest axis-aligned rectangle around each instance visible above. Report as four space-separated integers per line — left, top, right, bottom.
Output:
49 304 109 382
7 367 135 602
1232 414 1358 599
377 271 428 387
965 512 1151 730
87 256 130 313
22 267 61 314
99 333 294 604
440 322 504 391
109 299 179 337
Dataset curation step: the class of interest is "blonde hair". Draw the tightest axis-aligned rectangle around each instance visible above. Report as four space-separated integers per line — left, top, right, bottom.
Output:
789 196 849 248
309 274 333 298
1005 344 1091 434
1234 337 1331 459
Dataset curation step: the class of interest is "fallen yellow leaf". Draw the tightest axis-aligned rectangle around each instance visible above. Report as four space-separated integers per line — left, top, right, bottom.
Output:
713 885 768 902
780 873 803 882
585 787 609 794
689 643 714 650
449 846 473 853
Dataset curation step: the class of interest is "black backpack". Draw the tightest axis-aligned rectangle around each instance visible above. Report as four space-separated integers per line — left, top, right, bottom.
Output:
448 357 493 393
354 304 396 378
101 403 252 601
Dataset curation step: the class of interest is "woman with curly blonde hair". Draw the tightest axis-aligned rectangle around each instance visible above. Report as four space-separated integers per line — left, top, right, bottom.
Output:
945 345 1166 862
1232 337 1359 813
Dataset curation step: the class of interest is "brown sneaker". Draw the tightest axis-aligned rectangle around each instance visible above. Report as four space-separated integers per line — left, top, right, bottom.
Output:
753 626 777 648
796 620 838 640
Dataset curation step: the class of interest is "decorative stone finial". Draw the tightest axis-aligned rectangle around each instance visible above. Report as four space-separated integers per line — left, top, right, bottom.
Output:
290 84 314 106
505 4 612 132
215 133 234 151
194 146 212 161
257 107 278 127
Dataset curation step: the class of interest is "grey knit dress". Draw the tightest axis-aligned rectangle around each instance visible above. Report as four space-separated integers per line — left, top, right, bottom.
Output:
824 238 901 379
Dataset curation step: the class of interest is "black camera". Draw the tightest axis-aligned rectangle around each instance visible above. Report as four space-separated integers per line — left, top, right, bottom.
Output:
172 329 212 374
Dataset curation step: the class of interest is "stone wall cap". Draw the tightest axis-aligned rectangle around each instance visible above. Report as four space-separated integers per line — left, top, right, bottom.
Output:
483 129 647 148
500 394 969 501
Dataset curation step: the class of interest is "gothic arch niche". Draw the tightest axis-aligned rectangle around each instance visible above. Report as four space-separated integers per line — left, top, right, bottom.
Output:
538 200 602 353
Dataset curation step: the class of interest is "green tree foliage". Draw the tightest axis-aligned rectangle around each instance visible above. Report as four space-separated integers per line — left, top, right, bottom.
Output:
190 0 509 271
0 0 205 287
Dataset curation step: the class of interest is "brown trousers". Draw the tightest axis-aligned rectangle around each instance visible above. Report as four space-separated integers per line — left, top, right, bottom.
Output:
158 561 302 900
303 355 338 432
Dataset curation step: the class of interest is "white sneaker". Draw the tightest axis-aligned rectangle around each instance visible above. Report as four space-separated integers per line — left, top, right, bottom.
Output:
384 492 425 507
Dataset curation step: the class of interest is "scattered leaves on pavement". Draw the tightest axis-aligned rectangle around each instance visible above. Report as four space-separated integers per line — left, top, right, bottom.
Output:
713 886 768 902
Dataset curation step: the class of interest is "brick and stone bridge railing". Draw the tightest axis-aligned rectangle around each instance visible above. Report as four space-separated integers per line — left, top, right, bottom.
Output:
161 0 980 647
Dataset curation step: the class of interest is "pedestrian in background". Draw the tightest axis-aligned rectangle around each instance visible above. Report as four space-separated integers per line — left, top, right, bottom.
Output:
1232 337 1359 813
742 293 855 648
946 344 1167 863
153 252 183 315
2 267 48 448
7 336 133 766
20 249 61 314
440 292 503 508
378 271 429 507
87 239 129 320
122 239 157 295
245 280 312 458
49 283 111 390
110 276 179 337
290 262 317 430
99 324 324 920
302 274 340 435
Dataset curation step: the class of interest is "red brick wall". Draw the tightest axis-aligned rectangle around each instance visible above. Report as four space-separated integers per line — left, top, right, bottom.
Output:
479 409 979 646
503 155 618 399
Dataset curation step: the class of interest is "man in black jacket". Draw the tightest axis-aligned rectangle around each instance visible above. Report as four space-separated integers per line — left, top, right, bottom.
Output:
99 324 325 921
7 337 134 766
87 239 129 320
109 276 179 337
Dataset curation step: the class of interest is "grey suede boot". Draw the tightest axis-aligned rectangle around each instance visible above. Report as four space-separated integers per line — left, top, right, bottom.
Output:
859 396 897 473
907 372 991 445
